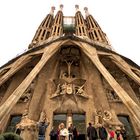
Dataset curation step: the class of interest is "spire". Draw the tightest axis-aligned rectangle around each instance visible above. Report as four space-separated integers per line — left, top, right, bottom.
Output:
84 7 90 17
50 6 55 15
75 5 88 37
75 5 79 12
50 4 63 37
84 7 109 46
60 4 64 11
29 6 54 48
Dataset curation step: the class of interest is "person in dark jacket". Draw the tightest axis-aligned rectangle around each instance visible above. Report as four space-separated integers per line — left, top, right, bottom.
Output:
68 124 73 140
98 125 108 140
38 121 50 140
73 126 78 140
87 123 98 140
120 127 127 140
49 127 57 140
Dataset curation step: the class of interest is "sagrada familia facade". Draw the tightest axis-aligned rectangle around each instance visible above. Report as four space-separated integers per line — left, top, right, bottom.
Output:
0 5 140 140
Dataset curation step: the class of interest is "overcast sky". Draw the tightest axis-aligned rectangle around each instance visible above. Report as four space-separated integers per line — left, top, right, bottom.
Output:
0 0 140 67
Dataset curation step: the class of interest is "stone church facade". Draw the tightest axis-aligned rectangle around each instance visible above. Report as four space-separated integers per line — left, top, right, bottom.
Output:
0 5 140 140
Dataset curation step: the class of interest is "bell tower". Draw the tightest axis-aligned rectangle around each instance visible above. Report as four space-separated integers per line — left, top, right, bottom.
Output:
29 6 55 48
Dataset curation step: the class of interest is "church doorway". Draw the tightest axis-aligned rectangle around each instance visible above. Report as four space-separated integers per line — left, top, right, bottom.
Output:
53 113 86 140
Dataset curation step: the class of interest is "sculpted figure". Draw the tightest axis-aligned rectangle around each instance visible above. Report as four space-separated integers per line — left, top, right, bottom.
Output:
103 110 112 121
60 83 67 94
94 110 103 126
39 110 48 123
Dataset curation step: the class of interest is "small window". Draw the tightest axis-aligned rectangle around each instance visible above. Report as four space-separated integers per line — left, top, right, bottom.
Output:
42 30 46 37
94 30 98 38
6 115 22 132
89 17 94 28
38 29 42 37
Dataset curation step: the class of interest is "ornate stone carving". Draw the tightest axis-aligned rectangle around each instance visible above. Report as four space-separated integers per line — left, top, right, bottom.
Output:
94 110 112 126
16 112 38 140
103 78 121 102
50 78 88 99
39 110 49 123
16 109 37 130
18 81 35 103
51 46 89 113
106 89 121 101
94 110 103 125
19 92 31 103
103 110 112 121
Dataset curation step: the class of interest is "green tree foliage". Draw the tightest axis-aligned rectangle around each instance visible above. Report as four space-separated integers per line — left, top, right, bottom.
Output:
0 132 23 140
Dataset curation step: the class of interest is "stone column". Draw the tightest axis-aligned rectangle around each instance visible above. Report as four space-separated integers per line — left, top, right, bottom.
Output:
28 67 47 121
80 42 140 126
67 110 73 128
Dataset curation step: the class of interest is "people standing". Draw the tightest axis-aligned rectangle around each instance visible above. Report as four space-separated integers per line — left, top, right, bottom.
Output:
49 127 57 140
108 126 116 140
73 126 78 140
120 126 127 140
98 125 108 140
115 126 123 140
57 125 61 140
87 122 98 140
68 124 73 140
38 120 50 140
59 123 68 140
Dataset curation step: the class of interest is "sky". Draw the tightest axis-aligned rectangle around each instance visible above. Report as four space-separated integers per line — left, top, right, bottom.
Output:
0 0 140 67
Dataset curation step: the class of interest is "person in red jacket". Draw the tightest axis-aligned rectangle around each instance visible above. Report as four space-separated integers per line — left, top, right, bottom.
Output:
108 126 115 140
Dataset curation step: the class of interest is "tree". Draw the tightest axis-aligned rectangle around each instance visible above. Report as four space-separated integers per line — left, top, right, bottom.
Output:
0 132 23 140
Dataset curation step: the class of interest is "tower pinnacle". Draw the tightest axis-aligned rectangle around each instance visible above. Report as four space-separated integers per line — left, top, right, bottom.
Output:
75 5 79 12
50 6 55 15
84 7 90 17
60 4 64 11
